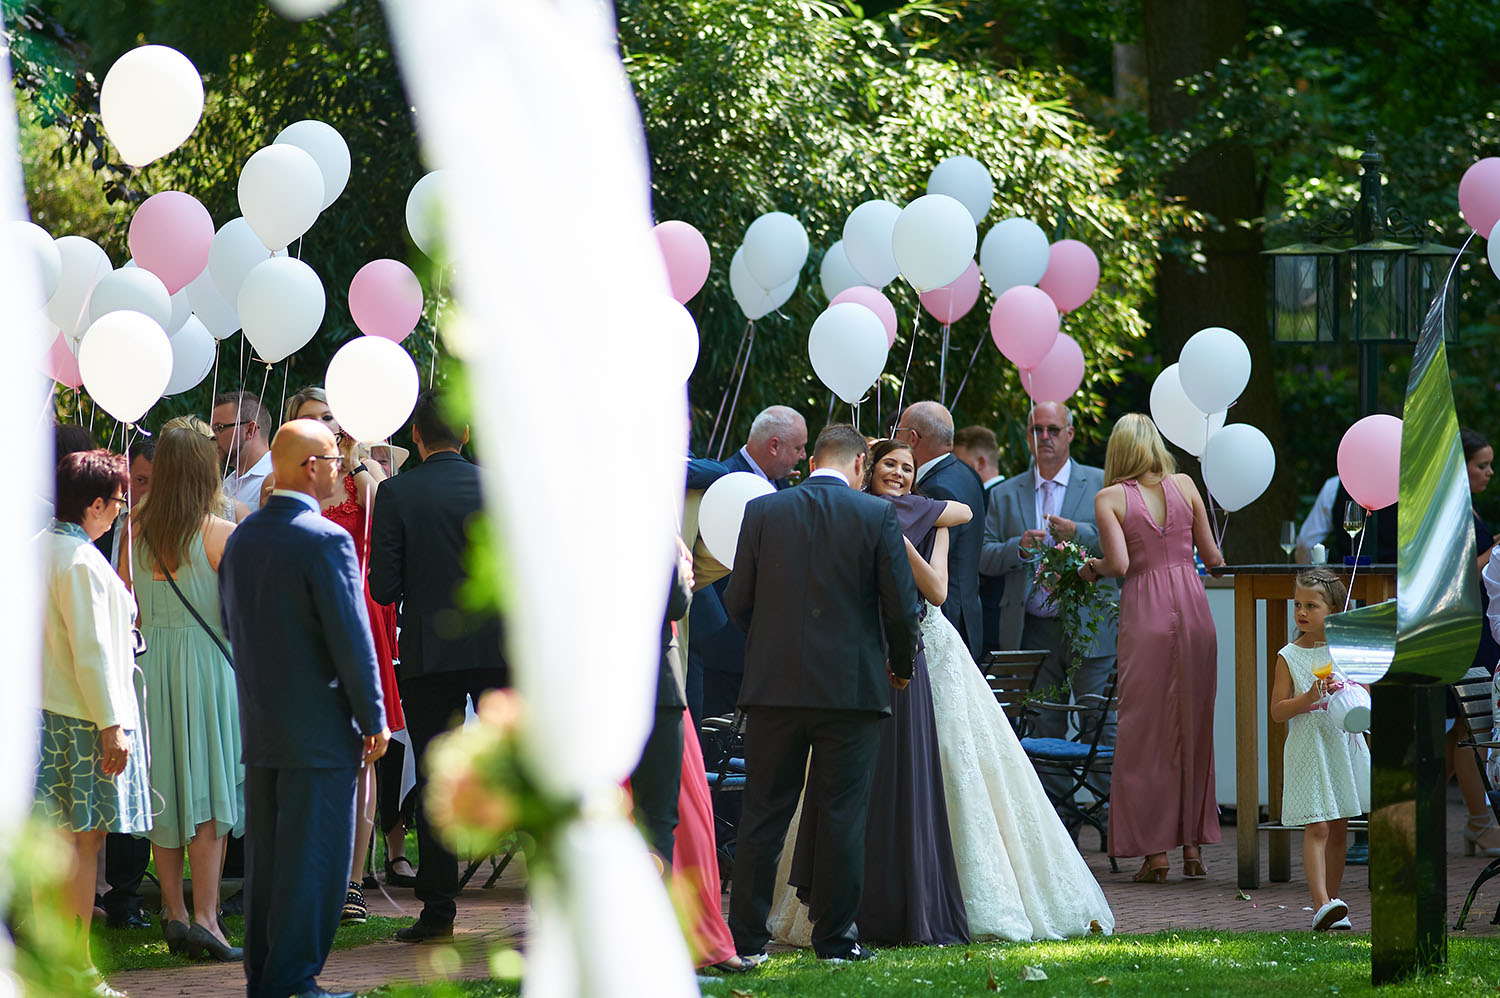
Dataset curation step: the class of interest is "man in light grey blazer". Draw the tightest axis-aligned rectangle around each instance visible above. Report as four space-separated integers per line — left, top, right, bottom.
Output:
979 401 1116 800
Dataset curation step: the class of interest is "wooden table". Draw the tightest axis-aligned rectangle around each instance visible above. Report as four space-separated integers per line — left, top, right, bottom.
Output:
1214 565 1397 890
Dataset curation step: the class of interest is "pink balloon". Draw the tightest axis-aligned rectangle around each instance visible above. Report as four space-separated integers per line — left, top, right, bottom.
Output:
1337 414 1402 511
654 220 711 304
128 191 213 294
919 259 980 325
46 333 83 389
831 285 897 347
989 285 1059 367
349 259 424 342
1459 159 1500 238
1037 239 1100 314
1019 333 1084 403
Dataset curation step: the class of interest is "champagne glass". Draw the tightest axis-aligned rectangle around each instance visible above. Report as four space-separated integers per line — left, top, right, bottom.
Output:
1279 521 1297 561
1343 502 1366 542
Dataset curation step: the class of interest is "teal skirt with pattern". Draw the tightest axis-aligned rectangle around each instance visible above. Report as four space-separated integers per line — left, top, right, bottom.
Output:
34 710 153 835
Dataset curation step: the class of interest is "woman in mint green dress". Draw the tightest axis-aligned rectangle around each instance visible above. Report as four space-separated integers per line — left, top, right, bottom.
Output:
121 428 244 961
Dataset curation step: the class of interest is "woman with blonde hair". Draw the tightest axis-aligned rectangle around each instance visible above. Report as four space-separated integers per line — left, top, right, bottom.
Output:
160 415 248 522
1078 413 1224 883
120 428 244 960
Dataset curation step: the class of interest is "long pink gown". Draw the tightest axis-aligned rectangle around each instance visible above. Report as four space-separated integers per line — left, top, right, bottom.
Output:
673 710 736 967
1108 479 1221 858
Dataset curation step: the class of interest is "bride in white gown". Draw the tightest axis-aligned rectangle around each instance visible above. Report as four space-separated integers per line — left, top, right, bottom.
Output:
769 439 1113 943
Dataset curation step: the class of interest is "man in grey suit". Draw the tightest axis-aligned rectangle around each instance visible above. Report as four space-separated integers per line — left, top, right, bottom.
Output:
979 401 1116 799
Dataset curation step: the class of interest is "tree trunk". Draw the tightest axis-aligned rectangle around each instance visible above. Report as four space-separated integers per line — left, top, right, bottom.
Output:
1143 0 1292 564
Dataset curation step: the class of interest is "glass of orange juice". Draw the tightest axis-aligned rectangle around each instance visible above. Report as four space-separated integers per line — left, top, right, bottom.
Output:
1312 663 1333 682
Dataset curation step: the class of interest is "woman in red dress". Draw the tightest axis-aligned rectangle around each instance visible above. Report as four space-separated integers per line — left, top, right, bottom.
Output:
281 388 409 922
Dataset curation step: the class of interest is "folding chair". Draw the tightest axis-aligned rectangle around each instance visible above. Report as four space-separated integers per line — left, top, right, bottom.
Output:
699 712 747 890
980 649 1048 735
459 836 520 890
1020 673 1117 869
1452 666 1500 930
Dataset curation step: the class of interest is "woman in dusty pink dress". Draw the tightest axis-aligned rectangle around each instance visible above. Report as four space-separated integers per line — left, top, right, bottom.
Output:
1079 414 1224 883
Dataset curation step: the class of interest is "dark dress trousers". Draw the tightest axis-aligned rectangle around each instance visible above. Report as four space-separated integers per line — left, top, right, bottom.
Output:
723 474 919 959
369 450 507 926
978 479 1006 654
917 453 986 660
219 493 386 998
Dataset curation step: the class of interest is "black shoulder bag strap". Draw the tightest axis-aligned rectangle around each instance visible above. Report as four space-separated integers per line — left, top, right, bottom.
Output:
156 556 235 665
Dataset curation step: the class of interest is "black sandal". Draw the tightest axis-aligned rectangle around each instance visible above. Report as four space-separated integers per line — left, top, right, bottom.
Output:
385 856 418 887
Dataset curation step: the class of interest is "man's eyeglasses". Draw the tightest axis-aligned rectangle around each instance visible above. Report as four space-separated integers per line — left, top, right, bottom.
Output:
108 495 129 509
212 420 246 435
892 425 921 442
1028 424 1068 437
302 454 345 469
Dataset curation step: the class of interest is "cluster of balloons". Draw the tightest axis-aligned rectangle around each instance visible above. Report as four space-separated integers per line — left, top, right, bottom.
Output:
650 220 708 383
19 42 424 441
1148 327 1275 513
732 211 807 321
1459 158 1500 281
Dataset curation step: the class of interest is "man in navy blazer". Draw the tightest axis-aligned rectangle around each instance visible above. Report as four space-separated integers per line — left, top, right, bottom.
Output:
896 401 987 660
220 418 389 998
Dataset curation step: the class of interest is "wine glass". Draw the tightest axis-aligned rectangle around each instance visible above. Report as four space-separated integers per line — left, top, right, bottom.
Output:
1279 521 1297 561
1343 502 1367 542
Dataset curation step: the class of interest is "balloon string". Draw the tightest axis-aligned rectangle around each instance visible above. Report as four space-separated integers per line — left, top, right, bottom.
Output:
827 390 836 422
429 270 445 388
948 327 989 411
852 401 860 435
714 326 756 461
209 338 221 426
1343 519 1368 613
895 311 921 417
280 358 291 426
938 323 951 406
707 321 752 457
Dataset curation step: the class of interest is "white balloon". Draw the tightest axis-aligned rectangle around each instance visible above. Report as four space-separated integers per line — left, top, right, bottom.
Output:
46 236 112 339
927 155 994 226
698 472 775 569
266 0 344 20
808 301 889 404
88 267 172 330
237 144 325 251
891 194 976 292
1179 326 1252 413
325 336 420 442
78 310 172 423
237 257 326 364
186 265 241 339
1149 364 1227 457
841 199 901 288
819 241 868 301
980 217 1050 293
163 315 215 395
208 217 287 304
274 120 351 210
1202 423 1276 513
9 221 60 307
164 286 192 335
99 45 204 167
652 297 698 384
406 170 451 257
730 246 796 320
742 212 808 290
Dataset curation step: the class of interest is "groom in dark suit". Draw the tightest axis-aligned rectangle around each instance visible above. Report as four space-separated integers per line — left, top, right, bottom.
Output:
724 424 920 964
220 418 389 998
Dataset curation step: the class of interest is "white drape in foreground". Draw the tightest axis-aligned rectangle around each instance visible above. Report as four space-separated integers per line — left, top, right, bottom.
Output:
0 15 52 989
381 2 695 995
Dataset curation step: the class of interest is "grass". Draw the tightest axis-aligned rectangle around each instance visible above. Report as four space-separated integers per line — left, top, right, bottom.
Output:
94 914 413 974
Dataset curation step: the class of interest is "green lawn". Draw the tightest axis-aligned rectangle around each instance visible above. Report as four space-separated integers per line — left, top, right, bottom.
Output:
356 932 1495 997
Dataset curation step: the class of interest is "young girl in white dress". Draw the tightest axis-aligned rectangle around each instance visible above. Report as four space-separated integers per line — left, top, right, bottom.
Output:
1269 568 1371 932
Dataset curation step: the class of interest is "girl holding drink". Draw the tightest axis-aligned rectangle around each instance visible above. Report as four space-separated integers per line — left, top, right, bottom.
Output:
1269 568 1371 931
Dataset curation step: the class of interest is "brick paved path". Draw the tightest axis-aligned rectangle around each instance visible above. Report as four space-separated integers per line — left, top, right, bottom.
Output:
109 789 1499 997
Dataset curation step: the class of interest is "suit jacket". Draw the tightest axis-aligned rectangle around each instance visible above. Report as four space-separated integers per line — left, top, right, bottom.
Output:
369 451 507 684
917 453 986 659
978 479 1006 654
978 460 1118 656
219 493 386 769
724 475 920 715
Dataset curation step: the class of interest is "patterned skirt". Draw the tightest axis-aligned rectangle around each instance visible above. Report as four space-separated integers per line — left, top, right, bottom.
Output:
34 710 153 835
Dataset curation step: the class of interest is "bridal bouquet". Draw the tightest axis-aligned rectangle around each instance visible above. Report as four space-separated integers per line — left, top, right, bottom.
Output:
1033 539 1120 666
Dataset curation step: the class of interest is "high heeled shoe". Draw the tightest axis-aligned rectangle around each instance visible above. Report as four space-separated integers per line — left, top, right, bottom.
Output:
184 922 243 962
160 917 190 956
1182 846 1207 879
1464 816 1500 857
1132 858 1169 883
385 856 419 887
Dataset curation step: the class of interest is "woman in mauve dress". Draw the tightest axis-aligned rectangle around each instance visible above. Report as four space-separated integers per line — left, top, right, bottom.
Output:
1081 414 1224 883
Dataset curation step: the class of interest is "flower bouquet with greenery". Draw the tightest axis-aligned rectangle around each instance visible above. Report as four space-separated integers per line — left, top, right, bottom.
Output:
1031 538 1120 668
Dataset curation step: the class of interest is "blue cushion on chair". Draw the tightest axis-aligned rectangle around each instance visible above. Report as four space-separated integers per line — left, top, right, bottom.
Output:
705 773 747 790
1020 737 1115 763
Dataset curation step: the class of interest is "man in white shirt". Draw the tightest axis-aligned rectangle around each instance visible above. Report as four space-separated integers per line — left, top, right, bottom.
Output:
213 391 274 519
1294 475 1340 563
